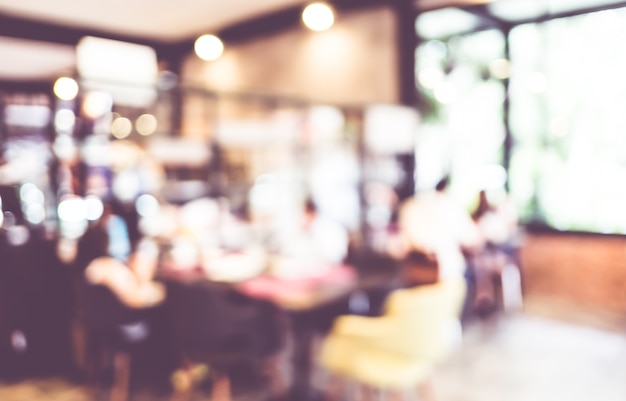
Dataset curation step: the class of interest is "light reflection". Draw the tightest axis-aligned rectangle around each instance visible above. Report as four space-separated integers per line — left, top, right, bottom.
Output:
20 183 44 205
302 3 335 32
20 183 46 226
111 116 133 139
58 196 87 222
24 203 45 225
10 330 27 353
136 194 160 218
136 114 158 136
54 109 76 133
58 196 89 239
85 195 104 221
82 135 111 166
6 225 29 246
113 171 141 203
53 134 78 161
53 77 79 101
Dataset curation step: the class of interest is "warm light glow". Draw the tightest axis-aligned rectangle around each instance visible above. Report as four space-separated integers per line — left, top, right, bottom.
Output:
302 3 335 32
111 116 133 139
135 114 158 136
489 58 510 79
194 34 224 61
82 91 113 119
53 77 79 101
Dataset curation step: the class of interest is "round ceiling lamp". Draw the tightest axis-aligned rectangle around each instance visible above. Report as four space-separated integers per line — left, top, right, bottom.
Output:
194 34 224 61
53 77 79 101
302 3 335 32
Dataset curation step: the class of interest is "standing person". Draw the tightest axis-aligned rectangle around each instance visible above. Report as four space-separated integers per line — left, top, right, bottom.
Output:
471 189 522 314
395 176 483 284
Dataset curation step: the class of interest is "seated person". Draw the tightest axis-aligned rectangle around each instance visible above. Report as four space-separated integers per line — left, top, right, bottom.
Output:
74 199 165 308
273 198 349 279
84 240 165 309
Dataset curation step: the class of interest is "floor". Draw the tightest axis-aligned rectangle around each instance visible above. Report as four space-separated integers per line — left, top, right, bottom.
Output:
1 310 626 401
433 313 626 401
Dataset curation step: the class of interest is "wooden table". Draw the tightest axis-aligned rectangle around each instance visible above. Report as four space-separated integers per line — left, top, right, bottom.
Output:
161 261 400 401
236 266 359 401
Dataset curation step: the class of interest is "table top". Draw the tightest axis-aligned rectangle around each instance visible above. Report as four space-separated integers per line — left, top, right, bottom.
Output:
235 265 358 311
158 263 360 312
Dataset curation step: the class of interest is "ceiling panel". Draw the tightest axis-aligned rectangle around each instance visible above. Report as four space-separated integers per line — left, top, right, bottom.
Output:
0 0 310 42
0 37 75 80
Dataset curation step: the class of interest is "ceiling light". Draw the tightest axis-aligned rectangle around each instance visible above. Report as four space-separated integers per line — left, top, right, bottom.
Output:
194 34 224 61
53 77 79 101
302 3 335 32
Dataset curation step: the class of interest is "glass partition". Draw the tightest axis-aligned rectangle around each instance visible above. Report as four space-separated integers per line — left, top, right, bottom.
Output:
509 8 626 233
415 28 507 210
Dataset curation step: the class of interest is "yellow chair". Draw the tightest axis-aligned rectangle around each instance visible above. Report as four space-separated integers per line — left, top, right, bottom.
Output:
319 279 467 400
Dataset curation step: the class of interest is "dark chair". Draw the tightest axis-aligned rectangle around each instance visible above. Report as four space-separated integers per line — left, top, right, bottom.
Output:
82 283 157 401
164 279 287 401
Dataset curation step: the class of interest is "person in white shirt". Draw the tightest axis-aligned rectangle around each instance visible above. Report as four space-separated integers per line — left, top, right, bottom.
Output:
395 176 483 282
274 198 349 279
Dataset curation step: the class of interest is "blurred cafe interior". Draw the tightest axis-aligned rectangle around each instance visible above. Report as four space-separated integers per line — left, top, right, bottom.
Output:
1 0 626 400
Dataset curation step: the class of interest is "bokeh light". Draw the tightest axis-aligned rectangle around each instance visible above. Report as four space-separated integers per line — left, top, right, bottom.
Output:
136 194 160 218
82 91 113 119
53 77 79 101
489 58 511 79
57 196 87 222
302 3 335 32
85 195 104 221
194 34 224 61
54 109 76 134
111 116 133 139
135 114 158 136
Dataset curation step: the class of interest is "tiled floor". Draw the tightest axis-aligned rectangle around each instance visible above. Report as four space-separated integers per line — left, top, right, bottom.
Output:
433 313 626 401
1 311 626 401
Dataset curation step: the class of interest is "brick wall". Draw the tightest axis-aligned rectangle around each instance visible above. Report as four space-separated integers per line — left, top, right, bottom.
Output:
520 233 626 315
